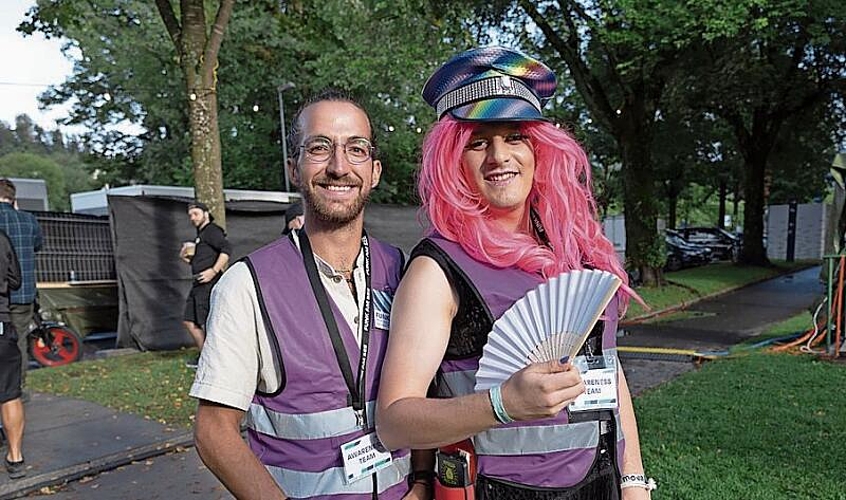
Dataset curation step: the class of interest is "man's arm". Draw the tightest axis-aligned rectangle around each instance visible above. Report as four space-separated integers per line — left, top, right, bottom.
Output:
31 216 43 252
404 449 436 500
4 235 21 291
195 401 287 499
190 264 286 497
196 227 231 283
617 367 652 500
196 252 230 284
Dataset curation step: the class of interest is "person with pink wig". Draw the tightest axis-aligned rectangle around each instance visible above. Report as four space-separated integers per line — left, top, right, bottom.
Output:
377 47 653 499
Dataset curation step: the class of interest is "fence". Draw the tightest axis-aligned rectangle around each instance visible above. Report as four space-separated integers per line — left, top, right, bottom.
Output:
34 211 116 283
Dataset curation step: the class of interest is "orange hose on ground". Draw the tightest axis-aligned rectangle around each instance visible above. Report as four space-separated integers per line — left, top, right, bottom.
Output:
772 328 815 351
771 285 840 352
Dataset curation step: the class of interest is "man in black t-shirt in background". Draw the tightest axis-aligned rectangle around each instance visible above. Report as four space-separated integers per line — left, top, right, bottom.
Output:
180 201 231 368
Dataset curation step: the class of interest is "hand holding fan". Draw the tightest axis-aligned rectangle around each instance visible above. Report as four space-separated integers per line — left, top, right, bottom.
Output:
475 269 621 392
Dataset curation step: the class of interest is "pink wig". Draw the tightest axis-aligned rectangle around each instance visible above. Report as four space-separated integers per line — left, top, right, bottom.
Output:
418 117 634 309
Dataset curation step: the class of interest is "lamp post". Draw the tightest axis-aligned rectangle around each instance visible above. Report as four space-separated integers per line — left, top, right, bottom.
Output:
277 82 296 192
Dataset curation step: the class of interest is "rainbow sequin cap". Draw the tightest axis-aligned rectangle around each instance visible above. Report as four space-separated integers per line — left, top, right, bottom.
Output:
422 46 556 122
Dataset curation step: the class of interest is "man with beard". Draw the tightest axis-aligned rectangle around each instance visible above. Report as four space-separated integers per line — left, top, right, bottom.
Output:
190 89 422 499
180 200 231 368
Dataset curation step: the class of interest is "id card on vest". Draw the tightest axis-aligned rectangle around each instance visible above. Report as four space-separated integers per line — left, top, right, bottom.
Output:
569 354 618 412
372 290 393 330
341 432 393 484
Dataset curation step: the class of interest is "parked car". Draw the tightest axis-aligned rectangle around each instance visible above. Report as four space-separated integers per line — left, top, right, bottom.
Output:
675 226 742 262
665 230 713 271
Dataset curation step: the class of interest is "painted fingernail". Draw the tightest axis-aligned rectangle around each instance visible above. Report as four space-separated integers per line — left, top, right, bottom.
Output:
559 356 569 364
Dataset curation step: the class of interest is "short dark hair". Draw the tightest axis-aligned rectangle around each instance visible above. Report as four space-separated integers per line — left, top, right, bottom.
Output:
0 179 16 201
287 88 378 161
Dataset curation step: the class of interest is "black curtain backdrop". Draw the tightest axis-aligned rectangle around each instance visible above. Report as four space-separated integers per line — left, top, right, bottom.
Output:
108 195 424 350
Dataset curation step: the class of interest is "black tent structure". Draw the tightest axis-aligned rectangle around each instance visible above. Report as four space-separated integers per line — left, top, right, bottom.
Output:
108 195 423 350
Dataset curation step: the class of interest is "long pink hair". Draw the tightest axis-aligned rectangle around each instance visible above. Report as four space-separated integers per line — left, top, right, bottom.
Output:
418 117 635 309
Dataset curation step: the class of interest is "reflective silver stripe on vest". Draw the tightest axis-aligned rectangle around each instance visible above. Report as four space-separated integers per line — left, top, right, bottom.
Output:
437 369 476 397
439 349 619 398
266 452 411 497
248 400 378 440
474 421 600 455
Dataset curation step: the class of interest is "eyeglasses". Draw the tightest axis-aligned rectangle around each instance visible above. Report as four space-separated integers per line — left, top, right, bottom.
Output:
298 137 374 164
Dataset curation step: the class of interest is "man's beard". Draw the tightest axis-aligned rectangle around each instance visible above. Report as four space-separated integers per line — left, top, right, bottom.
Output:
301 182 371 227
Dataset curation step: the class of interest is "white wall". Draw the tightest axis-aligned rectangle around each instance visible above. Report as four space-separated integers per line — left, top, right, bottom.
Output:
602 214 626 264
766 202 829 260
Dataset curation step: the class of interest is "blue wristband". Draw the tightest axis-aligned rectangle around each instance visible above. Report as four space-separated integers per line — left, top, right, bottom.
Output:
489 385 514 424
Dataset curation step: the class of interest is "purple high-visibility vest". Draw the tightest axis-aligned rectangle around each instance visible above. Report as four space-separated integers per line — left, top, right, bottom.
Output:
244 235 410 499
426 235 626 489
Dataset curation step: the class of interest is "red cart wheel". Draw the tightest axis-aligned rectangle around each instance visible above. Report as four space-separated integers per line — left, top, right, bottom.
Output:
29 326 82 367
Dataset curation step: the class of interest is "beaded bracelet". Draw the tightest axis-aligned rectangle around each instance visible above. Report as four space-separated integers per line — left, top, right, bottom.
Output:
489 385 514 424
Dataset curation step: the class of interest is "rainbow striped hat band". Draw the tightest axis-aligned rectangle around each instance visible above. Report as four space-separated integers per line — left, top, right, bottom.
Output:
422 46 557 122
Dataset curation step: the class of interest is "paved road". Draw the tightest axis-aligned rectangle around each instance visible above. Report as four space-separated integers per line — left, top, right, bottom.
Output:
41 448 231 500
620 266 823 352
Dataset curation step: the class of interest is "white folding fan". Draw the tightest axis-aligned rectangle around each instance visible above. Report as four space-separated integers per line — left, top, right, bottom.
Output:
474 269 622 392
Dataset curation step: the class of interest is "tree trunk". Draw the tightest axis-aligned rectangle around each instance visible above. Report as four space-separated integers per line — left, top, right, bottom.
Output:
621 138 664 286
156 0 233 229
668 191 678 230
180 0 226 228
187 88 225 227
718 179 727 229
732 181 741 230
740 152 769 265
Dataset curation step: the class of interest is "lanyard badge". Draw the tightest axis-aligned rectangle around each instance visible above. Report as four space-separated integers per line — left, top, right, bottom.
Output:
569 354 619 412
299 230 373 421
298 231 393 484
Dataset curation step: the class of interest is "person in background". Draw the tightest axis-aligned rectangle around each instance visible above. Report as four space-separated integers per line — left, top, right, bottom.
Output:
190 89 426 499
0 228 25 479
377 47 653 499
282 201 304 235
180 201 231 368
0 178 43 394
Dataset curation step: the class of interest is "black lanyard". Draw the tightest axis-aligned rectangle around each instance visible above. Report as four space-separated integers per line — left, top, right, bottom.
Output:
530 206 552 249
298 229 372 426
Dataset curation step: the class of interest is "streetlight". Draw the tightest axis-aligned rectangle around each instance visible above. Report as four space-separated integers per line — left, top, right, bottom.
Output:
277 82 296 192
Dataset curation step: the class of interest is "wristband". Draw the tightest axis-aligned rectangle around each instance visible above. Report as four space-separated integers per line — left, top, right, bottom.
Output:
620 474 657 491
408 470 434 490
489 385 514 424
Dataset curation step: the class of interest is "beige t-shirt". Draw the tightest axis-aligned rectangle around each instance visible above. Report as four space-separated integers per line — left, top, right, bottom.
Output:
189 234 367 412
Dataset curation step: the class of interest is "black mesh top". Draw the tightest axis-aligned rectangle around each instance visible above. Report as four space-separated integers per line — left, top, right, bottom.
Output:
410 238 606 360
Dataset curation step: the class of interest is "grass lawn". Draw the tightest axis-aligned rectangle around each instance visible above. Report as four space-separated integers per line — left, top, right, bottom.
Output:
27 260 841 499
28 349 198 429
635 352 846 500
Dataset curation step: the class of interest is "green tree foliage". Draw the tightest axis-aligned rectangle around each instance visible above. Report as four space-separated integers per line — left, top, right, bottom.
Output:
0 115 98 211
457 0 844 275
459 0 720 284
0 152 67 210
20 0 471 206
676 0 846 264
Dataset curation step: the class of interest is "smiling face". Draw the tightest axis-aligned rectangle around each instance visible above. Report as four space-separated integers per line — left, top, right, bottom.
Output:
461 122 535 222
289 100 382 228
